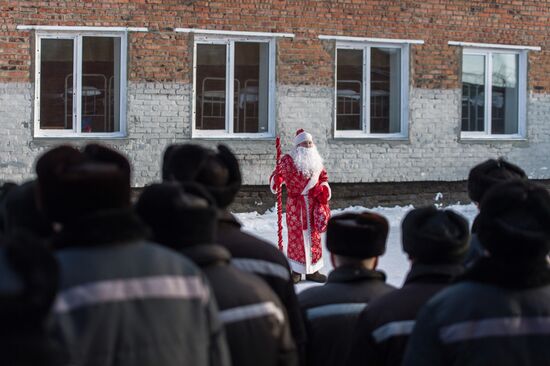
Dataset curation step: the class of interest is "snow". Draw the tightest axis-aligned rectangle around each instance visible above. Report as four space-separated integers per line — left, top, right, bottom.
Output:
234 203 479 292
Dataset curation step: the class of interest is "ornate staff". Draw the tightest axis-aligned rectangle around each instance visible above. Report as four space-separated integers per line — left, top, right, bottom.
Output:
275 136 283 251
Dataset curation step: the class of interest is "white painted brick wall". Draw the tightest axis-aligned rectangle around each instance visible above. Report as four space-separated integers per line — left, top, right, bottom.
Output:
1 82 549 187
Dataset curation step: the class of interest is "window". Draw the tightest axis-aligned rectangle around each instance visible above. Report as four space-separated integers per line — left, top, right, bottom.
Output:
34 32 126 137
334 43 409 138
461 49 526 138
192 36 275 138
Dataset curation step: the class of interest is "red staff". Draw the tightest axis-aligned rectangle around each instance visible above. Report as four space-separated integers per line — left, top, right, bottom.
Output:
275 136 284 251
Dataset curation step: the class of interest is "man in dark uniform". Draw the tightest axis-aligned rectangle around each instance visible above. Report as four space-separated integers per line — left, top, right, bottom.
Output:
403 180 550 366
298 212 396 366
136 182 298 366
348 206 470 366
162 144 307 364
465 158 526 266
36 145 230 366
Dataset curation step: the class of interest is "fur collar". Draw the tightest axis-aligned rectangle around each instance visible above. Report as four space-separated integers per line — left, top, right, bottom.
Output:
179 244 231 268
456 256 550 289
405 263 464 285
52 209 149 249
217 209 242 229
328 265 387 283
180 244 231 268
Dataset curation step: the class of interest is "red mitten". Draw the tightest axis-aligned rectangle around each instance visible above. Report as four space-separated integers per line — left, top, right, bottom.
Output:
272 175 284 190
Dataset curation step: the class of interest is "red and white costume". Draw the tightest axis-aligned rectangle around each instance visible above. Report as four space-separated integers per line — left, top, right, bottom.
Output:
270 130 331 274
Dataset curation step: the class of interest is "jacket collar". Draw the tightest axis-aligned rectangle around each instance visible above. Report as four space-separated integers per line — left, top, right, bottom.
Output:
328 265 387 283
217 209 242 229
52 209 149 249
180 244 232 268
456 256 550 289
404 263 464 285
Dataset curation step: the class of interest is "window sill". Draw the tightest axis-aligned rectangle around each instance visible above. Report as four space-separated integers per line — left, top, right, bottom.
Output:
191 134 275 141
459 135 527 143
33 133 127 140
331 134 409 143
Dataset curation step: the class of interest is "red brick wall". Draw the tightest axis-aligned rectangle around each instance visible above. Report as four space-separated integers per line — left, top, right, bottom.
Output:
1 0 549 90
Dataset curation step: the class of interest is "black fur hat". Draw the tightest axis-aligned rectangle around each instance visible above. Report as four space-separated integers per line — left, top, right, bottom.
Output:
402 206 470 264
467 158 527 204
162 144 241 208
135 182 218 250
477 180 550 260
35 144 131 223
327 212 389 258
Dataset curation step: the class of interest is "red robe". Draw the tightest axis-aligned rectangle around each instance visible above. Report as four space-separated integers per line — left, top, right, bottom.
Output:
270 154 331 274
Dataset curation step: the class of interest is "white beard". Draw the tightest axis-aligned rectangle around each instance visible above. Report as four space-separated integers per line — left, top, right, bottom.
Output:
290 146 324 178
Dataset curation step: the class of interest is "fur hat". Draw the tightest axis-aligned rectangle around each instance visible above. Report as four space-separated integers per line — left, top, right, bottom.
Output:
162 144 241 208
477 180 550 260
467 158 527 204
35 144 131 223
293 129 313 146
326 212 389 258
135 182 218 250
402 206 470 264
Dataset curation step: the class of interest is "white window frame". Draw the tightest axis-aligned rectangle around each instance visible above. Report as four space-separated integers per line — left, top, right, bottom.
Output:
190 34 276 139
459 48 527 140
332 41 410 139
33 30 128 138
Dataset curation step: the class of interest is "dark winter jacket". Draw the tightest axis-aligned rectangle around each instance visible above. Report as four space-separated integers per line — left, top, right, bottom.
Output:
181 243 299 366
402 257 550 366
217 210 307 364
298 266 396 366
52 209 230 366
463 217 485 267
0 233 66 366
347 263 464 366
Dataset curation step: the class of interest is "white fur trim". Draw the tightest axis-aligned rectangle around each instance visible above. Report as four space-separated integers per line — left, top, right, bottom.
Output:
320 182 332 200
294 131 313 146
289 258 324 275
301 173 320 195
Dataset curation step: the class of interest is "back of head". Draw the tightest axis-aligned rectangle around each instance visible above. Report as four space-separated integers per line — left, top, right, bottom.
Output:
135 182 218 250
162 144 241 208
327 212 389 260
477 180 550 261
402 206 470 265
3 181 52 238
35 144 131 224
467 158 527 204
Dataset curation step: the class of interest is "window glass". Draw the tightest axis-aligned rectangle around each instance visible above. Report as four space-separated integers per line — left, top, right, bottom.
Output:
371 47 401 133
234 42 269 133
336 49 363 131
196 44 227 130
491 53 518 134
81 36 120 133
39 38 74 130
462 54 486 132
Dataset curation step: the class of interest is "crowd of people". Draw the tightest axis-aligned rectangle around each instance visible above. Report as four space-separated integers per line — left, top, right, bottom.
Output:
0 143 549 366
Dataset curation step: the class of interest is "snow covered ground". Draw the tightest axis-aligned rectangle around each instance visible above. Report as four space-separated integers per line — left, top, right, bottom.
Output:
235 203 478 292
